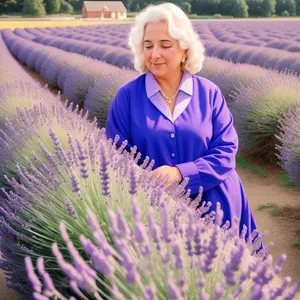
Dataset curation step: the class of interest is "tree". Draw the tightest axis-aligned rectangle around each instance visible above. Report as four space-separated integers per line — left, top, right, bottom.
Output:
247 0 262 15
138 0 148 9
60 0 73 13
0 0 24 13
129 0 140 11
121 0 131 10
44 0 61 13
0 0 14 13
221 0 249 17
181 1 191 13
276 0 296 16
23 0 46 16
260 0 276 16
190 0 222 15
247 0 276 16
295 0 300 14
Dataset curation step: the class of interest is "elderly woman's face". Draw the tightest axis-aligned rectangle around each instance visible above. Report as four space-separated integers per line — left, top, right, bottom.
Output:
143 21 186 78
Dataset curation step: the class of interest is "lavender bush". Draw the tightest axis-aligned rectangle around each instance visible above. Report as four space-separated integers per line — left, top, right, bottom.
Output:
230 71 300 162
0 119 196 297
196 56 232 81
0 80 56 129
34 48 62 74
211 63 268 102
13 28 36 40
17 43 39 65
24 27 44 37
0 34 59 128
26 46 49 71
276 101 300 188
0 34 30 84
25 200 300 299
63 60 121 106
8 38 25 59
39 52 69 87
0 100 96 183
55 56 90 91
84 69 138 128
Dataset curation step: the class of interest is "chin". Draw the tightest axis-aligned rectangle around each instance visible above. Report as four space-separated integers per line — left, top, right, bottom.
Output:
151 68 167 76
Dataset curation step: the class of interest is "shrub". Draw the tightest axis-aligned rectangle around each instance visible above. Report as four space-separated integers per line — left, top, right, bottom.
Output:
0 123 193 297
196 56 232 80
214 13 222 18
0 100 95 182
212 63 268 102
276 101 300 188
60 0 73 14
281 10 290 16
25 200 300 299
0 34 30 84
22 0 46 16
84 70 138 128
0 81 56 129
63 60 120 106
230 71 300 162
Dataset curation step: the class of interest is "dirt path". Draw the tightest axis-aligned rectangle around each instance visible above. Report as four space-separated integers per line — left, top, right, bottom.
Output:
1 65 300 298
238 165 300 282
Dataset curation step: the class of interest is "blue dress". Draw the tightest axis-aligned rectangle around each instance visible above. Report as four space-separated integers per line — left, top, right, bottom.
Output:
105 71 259 243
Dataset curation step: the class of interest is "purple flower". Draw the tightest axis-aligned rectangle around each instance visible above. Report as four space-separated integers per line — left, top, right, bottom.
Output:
142 282 156 300
80 235 115 276
171 240 183 269
116 207 131 238
24 256 42 293
64 197 76 218
36 257 55 296
160 202 173 243
69 169 80 194
223 239 245 285
167 273 181 300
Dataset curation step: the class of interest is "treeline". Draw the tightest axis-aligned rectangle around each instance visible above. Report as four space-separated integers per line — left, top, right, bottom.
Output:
0 0 75 15
1 0 300 18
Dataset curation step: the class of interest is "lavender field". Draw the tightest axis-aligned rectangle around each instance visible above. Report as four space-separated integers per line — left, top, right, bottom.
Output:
1 20 300 299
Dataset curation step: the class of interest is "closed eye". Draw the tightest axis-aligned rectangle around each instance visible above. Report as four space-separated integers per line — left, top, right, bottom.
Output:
145 46 172 49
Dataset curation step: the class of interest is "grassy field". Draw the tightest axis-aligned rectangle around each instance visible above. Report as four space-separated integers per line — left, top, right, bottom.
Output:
0 19 132 29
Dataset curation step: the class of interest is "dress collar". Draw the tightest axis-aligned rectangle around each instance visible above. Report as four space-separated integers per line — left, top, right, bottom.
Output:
145 71 193 99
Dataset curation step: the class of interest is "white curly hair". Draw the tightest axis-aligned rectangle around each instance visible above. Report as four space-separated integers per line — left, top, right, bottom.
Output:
128 2 205 74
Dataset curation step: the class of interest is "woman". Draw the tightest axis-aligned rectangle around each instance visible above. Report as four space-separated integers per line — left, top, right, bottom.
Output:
105 3 259 245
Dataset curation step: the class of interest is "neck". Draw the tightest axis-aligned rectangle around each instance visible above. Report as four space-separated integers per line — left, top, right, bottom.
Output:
155 69 183 96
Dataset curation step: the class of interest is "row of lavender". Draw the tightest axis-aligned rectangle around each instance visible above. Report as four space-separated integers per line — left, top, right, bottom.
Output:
13 21 300 54
201 21 300 53
3 27 300 188
1 32 298 300
10 23 300 75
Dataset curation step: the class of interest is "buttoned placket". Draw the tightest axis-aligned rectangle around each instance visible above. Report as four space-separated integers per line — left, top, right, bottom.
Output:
170 122 177 161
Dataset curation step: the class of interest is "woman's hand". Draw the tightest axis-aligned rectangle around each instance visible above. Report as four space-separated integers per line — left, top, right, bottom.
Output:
152 165 182 186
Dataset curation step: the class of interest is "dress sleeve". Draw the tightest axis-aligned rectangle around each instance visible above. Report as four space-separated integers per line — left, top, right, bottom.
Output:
176 87 238 194
105 86 132 152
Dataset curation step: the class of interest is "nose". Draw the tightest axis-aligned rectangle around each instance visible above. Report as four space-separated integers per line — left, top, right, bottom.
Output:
151 45 162 60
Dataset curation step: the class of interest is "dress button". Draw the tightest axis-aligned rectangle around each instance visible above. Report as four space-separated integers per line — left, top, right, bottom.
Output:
171 153 175 157
170 133 175 138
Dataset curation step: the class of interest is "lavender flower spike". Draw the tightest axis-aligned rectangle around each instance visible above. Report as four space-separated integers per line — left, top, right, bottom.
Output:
64 197 76 218
36 257 55 297
24 256 42 293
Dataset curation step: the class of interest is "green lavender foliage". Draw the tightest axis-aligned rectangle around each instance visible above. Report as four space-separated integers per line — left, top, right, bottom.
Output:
230 71 300 162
